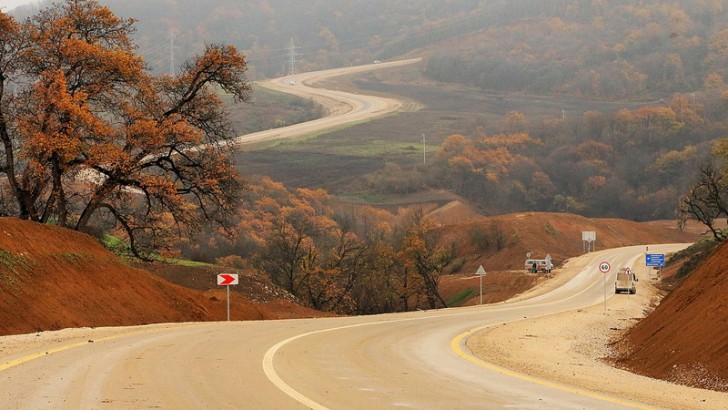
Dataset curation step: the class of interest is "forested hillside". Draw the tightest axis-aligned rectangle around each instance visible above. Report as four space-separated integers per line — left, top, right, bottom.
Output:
421 99 716 220
17 0 720 100
423 0 728 99
89 0 488 79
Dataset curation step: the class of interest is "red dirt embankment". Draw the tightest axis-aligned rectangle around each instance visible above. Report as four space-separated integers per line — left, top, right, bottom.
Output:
437 211 699 273
0 217 324 336
614 240 728 391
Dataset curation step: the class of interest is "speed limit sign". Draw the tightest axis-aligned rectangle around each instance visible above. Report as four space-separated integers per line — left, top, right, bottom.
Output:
599 261 611 310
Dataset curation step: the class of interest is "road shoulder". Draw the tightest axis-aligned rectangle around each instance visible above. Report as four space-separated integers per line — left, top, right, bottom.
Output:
467 259 728 409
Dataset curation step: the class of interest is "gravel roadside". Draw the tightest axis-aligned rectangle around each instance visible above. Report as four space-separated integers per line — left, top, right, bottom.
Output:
467 255 728 409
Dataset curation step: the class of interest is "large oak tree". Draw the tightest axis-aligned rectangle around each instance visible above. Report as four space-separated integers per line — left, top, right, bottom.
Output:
0 0 250 257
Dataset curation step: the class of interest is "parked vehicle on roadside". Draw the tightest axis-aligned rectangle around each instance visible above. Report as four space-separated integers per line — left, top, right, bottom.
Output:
615 267 638 294
524 258 554 273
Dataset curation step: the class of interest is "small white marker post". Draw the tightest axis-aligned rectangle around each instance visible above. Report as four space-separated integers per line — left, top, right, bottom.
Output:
476 265 487 304
599 262 611 310
217 273 239 321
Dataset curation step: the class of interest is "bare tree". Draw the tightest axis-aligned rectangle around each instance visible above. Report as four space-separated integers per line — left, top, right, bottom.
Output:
679 162 728 241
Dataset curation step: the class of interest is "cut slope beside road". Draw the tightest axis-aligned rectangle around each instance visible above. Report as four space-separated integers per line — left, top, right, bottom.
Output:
468 244 728 409
615 240 728 391
0 217 326 336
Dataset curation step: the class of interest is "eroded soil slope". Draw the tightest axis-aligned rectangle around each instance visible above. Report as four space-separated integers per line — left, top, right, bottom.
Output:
0 218 325 336
436 211 699 273
614 240 728 391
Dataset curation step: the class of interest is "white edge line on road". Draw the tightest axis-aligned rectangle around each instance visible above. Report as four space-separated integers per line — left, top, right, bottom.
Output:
264 245 687 409
449 244 691 410
262 309 514 408
261 290 610 409
262 297 635 410
262 315 437 410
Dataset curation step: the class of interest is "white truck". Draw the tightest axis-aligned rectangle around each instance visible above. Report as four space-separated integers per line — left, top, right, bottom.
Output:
615 267 638 294
525 257 554 273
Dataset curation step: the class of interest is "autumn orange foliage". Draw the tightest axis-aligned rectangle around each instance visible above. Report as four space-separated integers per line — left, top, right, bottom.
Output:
0 1 251 258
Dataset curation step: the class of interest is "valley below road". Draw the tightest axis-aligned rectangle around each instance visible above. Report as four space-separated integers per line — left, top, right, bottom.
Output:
3 243 725 409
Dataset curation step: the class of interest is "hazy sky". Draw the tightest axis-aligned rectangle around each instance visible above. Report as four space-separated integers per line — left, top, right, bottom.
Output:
0 0 38 12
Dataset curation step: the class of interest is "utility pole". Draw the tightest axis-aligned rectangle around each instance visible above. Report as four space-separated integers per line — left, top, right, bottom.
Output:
169 28 176 75
422 134 426 165
287 37 299 76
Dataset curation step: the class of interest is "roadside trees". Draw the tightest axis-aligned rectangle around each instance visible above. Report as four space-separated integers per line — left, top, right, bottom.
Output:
212 178 454 314
396 208 455 309
0 1 250 257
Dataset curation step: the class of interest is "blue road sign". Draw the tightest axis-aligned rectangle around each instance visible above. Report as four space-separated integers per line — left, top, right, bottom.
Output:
646 253 665 267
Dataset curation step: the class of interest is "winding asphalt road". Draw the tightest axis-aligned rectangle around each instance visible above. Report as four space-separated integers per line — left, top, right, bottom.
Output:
0 62 692 408
0 244 688 409
232 58 421 147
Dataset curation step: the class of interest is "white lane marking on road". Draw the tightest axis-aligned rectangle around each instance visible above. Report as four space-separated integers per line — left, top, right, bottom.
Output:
263 244 689 409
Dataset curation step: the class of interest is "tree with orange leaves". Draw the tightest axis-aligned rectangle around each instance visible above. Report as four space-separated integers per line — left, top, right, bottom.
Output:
0 1 250 258
395 208 455 310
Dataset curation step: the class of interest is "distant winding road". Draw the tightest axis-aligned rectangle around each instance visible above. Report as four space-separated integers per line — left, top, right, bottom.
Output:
233 58 422 147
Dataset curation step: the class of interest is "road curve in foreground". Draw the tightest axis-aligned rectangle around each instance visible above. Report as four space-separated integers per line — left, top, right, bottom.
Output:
232 58 422 147
0 244 688 409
